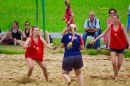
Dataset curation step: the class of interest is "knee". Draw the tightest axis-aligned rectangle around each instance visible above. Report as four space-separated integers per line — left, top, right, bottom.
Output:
75 70 81 76
29 65 34 70
112 62 116 66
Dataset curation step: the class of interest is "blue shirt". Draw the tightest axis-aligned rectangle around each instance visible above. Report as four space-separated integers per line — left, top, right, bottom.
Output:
84 17 100 29
61 33 81 57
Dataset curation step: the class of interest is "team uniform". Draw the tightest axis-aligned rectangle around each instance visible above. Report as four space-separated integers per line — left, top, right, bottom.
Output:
25 36 44 61
61 33 84 71
65 8 75 27
110 24 126 53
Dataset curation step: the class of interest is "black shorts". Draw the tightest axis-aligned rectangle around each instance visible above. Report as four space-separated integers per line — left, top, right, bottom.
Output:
62 55 83 71
110 48 125 53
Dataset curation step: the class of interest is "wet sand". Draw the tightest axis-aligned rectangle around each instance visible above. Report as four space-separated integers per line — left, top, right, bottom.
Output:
0 52 130 86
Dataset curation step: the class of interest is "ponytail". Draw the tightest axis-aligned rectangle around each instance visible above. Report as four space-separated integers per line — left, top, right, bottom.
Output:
67 24 76 49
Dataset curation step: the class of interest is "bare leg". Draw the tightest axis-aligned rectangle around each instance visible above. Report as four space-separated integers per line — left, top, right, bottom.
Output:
61 27 70 36
0 31 13 43
26 58 34 78
62 70 71 86
16 40 25 46
74 69 84 86
45 31 50 44
111 52 118 80
117 53 124 71
36 60 48 82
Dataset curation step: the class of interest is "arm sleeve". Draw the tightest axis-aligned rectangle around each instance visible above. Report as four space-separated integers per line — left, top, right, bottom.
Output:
79 35 84 45
61 35 66 43
84 19 88 29
96 19 100 29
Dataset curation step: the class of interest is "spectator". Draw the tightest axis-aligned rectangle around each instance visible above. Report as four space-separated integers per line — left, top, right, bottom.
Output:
17 21 52 46
0 21 24 44
83 11 101 50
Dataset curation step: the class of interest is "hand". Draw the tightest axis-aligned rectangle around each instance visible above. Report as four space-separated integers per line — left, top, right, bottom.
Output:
61 18 66 20
67 21 71 25
94 29 99 32
90 40 96 45
52 46 58 50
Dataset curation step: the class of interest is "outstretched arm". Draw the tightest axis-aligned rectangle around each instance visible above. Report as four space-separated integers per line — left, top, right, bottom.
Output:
90 25 110 44
40 36 57 50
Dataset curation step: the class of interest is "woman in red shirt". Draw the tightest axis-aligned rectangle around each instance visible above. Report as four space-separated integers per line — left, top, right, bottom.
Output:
23 26 57 82
91 14 130 80
61 0 75 36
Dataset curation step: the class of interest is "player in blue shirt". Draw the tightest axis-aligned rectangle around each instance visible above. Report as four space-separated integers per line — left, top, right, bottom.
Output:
60 24 84 86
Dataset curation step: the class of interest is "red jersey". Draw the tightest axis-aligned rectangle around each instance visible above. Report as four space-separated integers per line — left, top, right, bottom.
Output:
25 36 44 61
65 8 75 26
110 24 126 49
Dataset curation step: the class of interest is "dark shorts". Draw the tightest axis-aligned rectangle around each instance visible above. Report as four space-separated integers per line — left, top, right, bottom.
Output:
110 48 125 53
62 55 83 71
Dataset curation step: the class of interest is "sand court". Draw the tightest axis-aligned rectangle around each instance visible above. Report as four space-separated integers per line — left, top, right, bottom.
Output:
0 53 130 86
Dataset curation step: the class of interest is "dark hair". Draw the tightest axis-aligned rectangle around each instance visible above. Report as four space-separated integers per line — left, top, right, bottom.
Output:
25 21 30 25
14 21 19 28
32 26 38 31
65 0 70 8
10 21 19 30
108 8 117 15
113 14 119 19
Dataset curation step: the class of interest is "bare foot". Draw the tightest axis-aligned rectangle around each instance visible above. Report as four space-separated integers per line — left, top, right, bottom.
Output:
113 74 118 80
67 81 71 86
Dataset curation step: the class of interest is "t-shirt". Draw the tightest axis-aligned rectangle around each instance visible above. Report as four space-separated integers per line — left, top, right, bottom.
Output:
61 33 84 57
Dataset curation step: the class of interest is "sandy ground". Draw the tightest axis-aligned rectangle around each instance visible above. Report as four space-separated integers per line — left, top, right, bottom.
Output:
0 52 130 86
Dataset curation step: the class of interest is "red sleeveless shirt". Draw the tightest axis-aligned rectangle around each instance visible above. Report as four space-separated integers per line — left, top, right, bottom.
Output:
25 36 44 61
110 24 126 49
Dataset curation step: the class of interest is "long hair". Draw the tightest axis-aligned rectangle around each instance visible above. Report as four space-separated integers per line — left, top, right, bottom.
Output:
10 21 19 31
67 24 76 49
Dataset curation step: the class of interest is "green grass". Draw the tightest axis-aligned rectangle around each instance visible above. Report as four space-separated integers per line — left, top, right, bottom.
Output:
0 45 25 54
0 0 129 33
0 0 130 57
0 38 130 58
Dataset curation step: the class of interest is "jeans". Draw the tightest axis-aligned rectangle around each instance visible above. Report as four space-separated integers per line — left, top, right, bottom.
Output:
83 31 100 47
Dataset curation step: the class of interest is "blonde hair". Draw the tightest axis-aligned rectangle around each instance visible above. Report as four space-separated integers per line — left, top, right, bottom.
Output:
67 24 76 49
